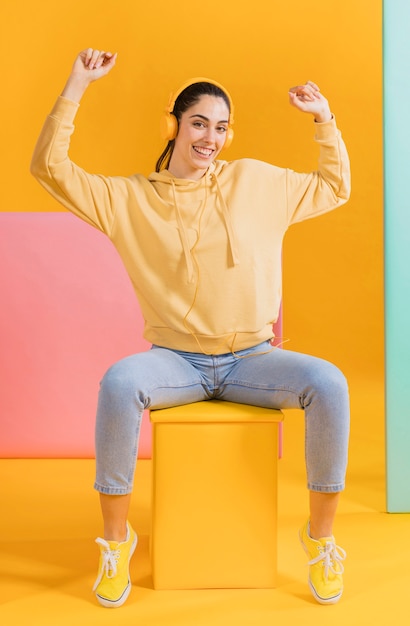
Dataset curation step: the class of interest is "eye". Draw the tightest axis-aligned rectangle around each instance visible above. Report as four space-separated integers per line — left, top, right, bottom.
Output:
217 126 228 134
192 120 206 128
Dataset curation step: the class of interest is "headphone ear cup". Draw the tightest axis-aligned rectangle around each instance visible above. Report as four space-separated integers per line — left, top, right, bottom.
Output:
224 127 234 149
160 112 178 142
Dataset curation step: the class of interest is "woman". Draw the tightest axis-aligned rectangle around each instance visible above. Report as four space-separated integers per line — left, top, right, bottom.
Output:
31 48 351 608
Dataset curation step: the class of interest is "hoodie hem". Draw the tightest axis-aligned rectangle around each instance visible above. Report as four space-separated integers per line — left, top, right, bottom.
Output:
144 327 275 356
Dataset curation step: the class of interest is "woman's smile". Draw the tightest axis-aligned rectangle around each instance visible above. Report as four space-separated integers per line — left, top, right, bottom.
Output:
192 145 214 158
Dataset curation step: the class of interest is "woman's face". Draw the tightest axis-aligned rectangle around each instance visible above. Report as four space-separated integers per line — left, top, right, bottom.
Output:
168 95 230 180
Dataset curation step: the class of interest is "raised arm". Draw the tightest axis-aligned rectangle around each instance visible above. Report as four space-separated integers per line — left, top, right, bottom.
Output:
284 81 351 223
30 48 125 233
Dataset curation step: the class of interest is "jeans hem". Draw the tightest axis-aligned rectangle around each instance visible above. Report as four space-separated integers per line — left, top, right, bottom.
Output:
307 482 345 493
94 482 133 495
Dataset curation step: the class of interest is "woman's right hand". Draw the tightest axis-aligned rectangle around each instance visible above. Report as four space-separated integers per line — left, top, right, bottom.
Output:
61 48 117 102
72 48 117 82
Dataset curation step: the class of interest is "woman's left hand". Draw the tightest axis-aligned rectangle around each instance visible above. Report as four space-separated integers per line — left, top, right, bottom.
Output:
288 81 332 123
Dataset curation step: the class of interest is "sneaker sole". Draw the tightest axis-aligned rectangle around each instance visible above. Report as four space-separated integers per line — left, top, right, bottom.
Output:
95 533 138 608
308 579 342 605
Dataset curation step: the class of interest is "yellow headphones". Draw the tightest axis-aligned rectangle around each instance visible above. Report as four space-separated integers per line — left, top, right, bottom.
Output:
160 77 235 149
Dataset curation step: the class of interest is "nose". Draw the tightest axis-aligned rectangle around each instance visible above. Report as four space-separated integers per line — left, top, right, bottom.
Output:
203 126 217 145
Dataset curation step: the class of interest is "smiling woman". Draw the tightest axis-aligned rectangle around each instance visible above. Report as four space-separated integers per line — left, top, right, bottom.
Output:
30 48 350 608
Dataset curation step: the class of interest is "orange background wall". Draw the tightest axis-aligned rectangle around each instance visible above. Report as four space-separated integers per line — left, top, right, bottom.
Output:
1 1 383 446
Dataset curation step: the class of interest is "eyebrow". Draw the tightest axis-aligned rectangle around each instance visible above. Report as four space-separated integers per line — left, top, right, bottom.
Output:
189 114 229 124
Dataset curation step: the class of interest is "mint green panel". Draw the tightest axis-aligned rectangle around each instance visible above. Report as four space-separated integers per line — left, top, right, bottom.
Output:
384 0 410 511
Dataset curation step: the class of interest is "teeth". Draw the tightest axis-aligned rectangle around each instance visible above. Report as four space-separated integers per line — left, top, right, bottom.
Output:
194 146 213 156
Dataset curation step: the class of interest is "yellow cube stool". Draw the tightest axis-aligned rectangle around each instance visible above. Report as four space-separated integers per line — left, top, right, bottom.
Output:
149 400 283 590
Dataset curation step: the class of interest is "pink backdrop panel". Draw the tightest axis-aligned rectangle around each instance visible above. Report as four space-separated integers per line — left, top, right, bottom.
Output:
0 212 151 458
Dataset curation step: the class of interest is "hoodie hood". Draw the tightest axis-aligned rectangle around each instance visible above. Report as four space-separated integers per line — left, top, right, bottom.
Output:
148 161 239 283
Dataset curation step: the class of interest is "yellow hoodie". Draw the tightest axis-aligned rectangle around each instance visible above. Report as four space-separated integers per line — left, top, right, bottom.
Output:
31 96 350 355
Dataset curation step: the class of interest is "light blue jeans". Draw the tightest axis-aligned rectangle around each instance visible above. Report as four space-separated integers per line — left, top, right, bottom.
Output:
94 341 349 495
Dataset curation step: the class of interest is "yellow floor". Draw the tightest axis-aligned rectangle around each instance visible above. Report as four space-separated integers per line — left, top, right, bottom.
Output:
1 381 408 626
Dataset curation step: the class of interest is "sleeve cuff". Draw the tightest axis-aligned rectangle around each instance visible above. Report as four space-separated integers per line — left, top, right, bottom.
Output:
314 115 339 141
49 96 80 123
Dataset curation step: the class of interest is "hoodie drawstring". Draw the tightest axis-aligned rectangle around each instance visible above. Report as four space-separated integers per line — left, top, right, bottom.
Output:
212 172 240 267
171 179 196 283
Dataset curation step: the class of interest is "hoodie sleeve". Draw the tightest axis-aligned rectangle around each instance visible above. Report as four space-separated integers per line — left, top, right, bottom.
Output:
285 116 351 225
30 96 119 235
